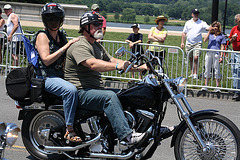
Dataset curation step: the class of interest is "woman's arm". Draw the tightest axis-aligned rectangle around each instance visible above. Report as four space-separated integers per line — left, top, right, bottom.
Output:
36 33 79 66
204 30 210 42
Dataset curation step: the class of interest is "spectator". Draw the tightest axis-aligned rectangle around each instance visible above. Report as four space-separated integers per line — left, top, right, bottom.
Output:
229 14 240 101
34 3 81 142
64 11 149 144
91 4 106 41
125 23 144 78
148 15 168 63
0 8 5 65
4 4 23 66
201 21 226 93
181 9 211 79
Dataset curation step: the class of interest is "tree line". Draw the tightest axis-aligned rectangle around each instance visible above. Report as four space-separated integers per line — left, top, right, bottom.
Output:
9 0 240 27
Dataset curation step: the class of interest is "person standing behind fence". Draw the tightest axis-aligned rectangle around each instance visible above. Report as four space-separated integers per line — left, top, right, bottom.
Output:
181 9 210 79
0 8 5 65
229 14 240 101
91 4 106 42
201 21 226 93
148 15 168 63
125 23 144 78
4 4 23 66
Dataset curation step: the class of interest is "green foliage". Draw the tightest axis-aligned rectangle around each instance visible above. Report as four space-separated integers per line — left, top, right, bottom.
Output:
114 13 120 20
121 8 136 22
144 16 150 23
101 11 107 19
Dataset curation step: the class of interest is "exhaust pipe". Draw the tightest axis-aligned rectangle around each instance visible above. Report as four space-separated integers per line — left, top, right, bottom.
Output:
88 150 136 159
42 133 101 152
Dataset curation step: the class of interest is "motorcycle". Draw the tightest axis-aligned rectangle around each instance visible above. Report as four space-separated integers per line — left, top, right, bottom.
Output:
0 122 20 159
15 46 240 159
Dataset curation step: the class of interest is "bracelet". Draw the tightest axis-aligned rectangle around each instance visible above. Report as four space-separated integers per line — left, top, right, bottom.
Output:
116 63 119 70
60 48 64 54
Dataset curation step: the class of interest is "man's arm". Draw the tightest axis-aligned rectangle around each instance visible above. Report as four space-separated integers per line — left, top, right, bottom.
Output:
8 14 19 41
81 57 129 72
180 32 187 49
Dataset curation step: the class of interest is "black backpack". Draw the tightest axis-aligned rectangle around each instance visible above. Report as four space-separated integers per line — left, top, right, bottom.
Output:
5 64 35 101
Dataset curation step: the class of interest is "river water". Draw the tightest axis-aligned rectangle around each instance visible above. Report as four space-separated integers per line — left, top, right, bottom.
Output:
107 22 231 34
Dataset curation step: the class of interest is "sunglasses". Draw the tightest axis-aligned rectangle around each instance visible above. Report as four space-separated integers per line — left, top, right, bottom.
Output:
92 22 103 27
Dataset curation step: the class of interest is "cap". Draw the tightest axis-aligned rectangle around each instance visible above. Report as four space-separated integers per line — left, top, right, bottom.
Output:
192 9 200 14
131 24 140 29
91 4 99 10
4 4 12 10
154 15 168 24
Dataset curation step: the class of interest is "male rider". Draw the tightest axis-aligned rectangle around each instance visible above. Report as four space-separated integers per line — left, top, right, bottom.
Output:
64 11 148 144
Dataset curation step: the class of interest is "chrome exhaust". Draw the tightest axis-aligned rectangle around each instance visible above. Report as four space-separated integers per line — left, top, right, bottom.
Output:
43 133 101 152
88 150 136 159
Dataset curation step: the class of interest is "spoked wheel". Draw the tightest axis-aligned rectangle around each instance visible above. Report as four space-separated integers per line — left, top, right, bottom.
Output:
174 114 240 160
22 111 67 160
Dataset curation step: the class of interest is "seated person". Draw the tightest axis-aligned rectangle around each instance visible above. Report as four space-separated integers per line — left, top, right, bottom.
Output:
64 11 149 144
33 3 81 142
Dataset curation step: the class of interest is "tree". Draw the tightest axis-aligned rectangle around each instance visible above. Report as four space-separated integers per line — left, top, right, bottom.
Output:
114 12 120 20
144 15 150 23
101 11 107 19
121 8 136 22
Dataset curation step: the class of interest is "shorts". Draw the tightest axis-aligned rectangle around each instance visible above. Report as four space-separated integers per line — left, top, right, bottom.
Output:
11 41 23 55
185 42 202 59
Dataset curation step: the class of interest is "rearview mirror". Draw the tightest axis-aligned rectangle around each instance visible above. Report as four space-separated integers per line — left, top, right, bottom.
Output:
115 46 126 57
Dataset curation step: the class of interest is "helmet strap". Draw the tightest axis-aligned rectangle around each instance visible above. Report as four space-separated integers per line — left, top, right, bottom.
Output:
83 24 97 40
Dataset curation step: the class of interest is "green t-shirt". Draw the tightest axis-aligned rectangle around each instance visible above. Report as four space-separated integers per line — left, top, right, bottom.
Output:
64 36 112 89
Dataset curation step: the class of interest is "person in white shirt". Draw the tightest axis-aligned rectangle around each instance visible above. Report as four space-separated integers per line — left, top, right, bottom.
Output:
0 8 5 65
4 4 23 66
181 9 211 79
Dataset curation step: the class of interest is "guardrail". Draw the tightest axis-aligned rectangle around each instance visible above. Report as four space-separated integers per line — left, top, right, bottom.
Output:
185 48 240 93
1 32 240 95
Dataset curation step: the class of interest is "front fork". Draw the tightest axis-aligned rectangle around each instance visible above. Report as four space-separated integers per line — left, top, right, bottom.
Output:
163 79 209 152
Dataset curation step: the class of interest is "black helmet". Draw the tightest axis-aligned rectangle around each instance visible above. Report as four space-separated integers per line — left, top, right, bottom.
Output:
80 11 103 29
41 3 65 31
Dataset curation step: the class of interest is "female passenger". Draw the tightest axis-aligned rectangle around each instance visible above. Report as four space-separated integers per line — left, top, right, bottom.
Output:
34 3 81 142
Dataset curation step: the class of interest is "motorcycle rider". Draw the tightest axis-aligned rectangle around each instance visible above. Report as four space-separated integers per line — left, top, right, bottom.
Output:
64 11 148 144
33 3 81 142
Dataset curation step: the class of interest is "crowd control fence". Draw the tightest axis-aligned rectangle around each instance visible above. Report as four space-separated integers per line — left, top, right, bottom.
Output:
1 32 240 95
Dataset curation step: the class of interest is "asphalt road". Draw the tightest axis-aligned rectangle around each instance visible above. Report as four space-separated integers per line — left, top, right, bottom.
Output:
0 75 240 160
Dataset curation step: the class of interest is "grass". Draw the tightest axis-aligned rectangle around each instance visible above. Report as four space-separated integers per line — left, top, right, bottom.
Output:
106 13 186 26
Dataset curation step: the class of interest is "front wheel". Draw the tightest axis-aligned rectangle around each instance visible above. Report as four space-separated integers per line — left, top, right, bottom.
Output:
174 114 240 160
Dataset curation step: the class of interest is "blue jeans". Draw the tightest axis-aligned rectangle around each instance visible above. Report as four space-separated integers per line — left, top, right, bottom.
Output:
44 77 78 126
78 88 132 140
231 53 240 93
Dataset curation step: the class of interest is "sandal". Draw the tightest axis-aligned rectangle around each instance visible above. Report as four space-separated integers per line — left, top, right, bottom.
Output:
64 130 82 142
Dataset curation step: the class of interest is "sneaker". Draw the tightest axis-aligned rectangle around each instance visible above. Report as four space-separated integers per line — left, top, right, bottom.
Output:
201 87 208 92
232 93 240 101
126 132 146 145
214 88 221 93
188 74 193 78
193 74 198 79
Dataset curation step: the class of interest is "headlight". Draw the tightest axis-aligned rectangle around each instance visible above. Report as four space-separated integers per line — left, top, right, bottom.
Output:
4 123 20 147
173 77 187 93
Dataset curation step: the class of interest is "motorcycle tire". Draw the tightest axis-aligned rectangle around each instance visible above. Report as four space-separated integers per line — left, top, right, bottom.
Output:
174 114 240 160
22 111 67 160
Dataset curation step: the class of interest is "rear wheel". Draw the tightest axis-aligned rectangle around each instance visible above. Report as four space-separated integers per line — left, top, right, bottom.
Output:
22 111 67 160
174 114 240 160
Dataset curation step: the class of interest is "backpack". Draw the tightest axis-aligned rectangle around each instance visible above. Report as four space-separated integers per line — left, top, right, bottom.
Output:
5 64 35 101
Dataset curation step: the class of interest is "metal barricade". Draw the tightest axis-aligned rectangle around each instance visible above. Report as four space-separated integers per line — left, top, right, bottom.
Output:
0 31 9 77
101 40 185 81
185 48 240 93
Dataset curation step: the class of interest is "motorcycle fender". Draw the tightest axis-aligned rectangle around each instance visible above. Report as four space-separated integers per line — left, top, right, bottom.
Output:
170 109 218 148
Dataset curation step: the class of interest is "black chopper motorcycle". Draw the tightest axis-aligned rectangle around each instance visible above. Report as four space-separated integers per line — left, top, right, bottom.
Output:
14 46 240 160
